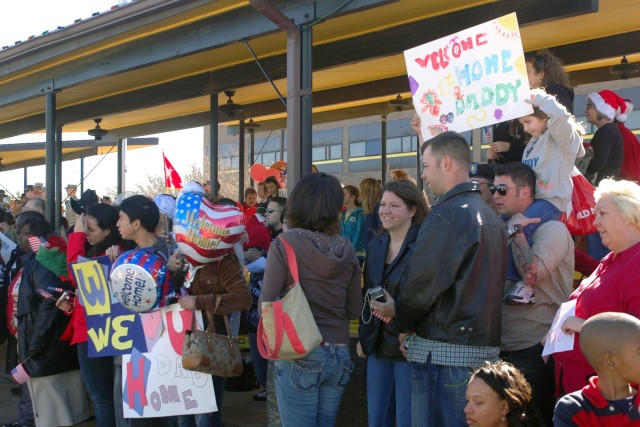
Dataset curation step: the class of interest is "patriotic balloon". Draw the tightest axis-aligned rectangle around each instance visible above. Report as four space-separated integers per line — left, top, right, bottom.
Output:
173 192 245 265
110 250 171 313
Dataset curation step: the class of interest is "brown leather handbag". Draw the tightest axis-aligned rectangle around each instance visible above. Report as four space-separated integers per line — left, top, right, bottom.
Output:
182 296 243 377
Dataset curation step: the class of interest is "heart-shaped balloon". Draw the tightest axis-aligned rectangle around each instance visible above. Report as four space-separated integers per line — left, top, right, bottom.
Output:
173 192 246 265
110 249 171 313
250 164 268 183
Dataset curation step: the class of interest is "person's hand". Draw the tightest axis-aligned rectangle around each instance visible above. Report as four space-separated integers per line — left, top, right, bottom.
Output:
179 295 197 311
239 231 249 246
244 248 262 264
356 341 366 359
561 316 586 335
508 213 541 229
167 250 184 272
490 140 511 154
370 289 396 318
105 245 120 262
410 114 421 134
541 331 549 346
399 332 409 358
55 295 74 314
74 213 86 233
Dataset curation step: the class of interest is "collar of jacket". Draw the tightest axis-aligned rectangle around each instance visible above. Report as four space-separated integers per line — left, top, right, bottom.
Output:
433 181 481 206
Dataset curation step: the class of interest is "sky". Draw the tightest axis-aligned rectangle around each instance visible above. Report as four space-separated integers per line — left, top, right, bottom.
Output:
0 0 204 198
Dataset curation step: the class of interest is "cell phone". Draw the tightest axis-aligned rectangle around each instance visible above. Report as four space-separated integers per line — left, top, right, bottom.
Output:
368 286 386 302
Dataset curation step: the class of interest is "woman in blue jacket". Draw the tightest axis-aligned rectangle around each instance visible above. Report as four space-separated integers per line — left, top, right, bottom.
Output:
340 185 366 264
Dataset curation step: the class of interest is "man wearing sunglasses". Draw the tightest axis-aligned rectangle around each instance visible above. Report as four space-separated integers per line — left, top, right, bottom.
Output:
394 131 507 427
493 162 574 426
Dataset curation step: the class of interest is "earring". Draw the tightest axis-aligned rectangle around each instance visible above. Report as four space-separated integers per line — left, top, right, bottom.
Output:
502 416 507 423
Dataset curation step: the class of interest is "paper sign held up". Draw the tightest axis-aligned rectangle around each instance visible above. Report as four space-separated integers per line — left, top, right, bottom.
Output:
404 13 533 139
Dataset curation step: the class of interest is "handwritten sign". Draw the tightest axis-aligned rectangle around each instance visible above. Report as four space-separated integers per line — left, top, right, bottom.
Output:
72 258 147 356
542 299 576 357
0 232 16 265
122 305 215 418
404 13 533 139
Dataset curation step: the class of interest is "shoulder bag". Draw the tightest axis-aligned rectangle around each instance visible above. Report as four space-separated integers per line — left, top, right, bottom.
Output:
257 237 322 360
182 296 243 377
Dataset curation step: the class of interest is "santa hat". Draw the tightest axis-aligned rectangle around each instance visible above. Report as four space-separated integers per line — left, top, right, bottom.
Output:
588 90 631 122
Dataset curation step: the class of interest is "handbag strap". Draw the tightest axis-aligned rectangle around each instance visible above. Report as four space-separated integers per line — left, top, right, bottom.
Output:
190 296 234 338
280 237 299 284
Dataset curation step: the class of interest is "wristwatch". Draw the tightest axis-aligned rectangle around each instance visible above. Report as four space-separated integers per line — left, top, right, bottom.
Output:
507 223 523 238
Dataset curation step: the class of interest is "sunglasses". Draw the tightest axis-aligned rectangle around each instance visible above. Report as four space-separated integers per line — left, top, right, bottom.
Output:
489 184 525 196
586 103 594 109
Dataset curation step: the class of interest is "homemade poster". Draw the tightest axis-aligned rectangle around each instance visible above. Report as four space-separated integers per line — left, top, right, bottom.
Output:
0 232 16 265
73 259 216 417
542 299 577 357
403 13 533 139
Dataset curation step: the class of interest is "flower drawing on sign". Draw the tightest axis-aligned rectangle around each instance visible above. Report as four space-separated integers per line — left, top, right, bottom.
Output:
420 90 442 117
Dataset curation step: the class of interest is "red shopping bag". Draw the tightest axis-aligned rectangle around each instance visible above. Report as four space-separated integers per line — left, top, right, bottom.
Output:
560 171 597 235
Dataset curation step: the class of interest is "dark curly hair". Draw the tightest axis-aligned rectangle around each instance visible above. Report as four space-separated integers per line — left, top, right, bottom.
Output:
525 49 570 88
470 360 542 427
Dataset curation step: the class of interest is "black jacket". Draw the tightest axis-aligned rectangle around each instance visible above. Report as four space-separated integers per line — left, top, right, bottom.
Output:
17 252 78 377
359 224 420 359
395 182 507 347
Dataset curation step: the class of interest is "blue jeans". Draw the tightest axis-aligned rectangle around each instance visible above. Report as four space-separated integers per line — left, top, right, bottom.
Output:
411 354 472 427
249 332 268 387
507 200 561 281
366 353 411 427
177 375 225 427
77 342 116 427
274 344 353 427
501 344 555 427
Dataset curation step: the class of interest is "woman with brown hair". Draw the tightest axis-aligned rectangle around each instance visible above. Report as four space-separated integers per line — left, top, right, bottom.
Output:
359 178 382 252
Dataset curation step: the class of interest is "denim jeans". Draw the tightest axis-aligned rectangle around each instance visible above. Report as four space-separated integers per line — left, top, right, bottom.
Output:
507 200 561 281
501 344 555 427
411 354 472 427
366 353 411 427
77 342 116 427
274 344 353 427
177 375 226 427
248 331 268 387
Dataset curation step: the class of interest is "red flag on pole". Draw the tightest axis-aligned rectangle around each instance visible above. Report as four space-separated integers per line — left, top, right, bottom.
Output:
163 153 183 189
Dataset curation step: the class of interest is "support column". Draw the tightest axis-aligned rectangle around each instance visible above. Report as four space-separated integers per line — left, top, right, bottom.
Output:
117 139 125 194
55 126 63 229
210 93 219 199
80 158 85 194
45 92 56 225
300 26 313 177
416 135 423 191
381 115 387 185
238 118 245 202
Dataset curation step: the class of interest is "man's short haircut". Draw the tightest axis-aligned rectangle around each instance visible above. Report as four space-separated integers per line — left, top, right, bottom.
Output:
286 173 342 235
244 187 257 197
580 312 640 368
494 162 537 193
264 176 282 189
119 195 160 233
421 131 470 168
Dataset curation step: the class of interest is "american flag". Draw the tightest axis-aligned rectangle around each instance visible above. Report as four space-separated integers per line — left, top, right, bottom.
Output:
11 362 30 384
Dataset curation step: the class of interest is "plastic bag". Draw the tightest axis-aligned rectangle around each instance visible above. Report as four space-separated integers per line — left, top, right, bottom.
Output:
560 170 597 235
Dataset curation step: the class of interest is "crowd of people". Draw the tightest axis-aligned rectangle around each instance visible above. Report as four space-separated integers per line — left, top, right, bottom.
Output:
1 48 640 427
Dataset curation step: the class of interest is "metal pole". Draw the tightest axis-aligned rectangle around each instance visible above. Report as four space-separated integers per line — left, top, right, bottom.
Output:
80 158 85 194
238 118 245 203
416 134 423 191
45 92 56 225
55 125 63 229
210 93 219 199
249 131 255 187
117 139 125 194
23 169 27 193
381 115 387 185
300 25 313 177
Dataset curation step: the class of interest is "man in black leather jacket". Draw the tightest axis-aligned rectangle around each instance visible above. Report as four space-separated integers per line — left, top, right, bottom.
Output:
394 131 507 427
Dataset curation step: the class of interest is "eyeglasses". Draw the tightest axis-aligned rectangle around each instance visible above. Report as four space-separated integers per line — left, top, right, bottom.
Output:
490 184 525 196
586 103 594 109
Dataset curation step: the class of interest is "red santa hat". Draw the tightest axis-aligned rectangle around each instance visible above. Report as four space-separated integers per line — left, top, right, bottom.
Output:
588 90 631 122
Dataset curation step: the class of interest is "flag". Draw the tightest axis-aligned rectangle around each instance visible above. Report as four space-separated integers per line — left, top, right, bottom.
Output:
11 362 30 384
163 153 183 190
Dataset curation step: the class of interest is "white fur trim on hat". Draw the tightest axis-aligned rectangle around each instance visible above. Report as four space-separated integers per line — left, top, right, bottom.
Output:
588 91 616 121
617 98 634 123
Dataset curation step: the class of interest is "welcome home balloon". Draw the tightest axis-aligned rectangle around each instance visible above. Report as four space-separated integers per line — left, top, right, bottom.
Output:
110 250 171 313
173 192 245 265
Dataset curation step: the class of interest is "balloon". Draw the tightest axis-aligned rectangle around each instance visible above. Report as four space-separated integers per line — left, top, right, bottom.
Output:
110 249 171 313
173 192 245 265
249 164 267 183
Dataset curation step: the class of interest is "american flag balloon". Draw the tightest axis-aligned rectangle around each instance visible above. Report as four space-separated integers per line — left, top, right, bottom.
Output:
173 192 245 265
109 249 171 313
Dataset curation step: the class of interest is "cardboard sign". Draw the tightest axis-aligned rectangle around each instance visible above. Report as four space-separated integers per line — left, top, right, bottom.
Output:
404 13 533 139
0 232 16 265
122 305 216 418
72 258 147 356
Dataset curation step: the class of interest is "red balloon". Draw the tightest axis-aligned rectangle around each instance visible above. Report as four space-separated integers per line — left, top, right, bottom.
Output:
250 164 268 182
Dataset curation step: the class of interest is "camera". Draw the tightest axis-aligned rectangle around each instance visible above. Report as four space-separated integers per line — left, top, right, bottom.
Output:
368 286 386 302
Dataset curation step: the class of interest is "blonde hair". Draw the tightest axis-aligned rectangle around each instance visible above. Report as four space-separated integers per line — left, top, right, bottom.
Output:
595 179 640 229
359 178 381 216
